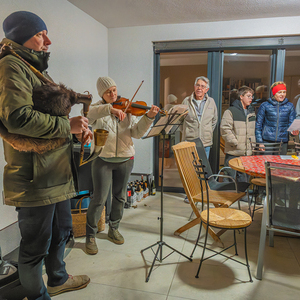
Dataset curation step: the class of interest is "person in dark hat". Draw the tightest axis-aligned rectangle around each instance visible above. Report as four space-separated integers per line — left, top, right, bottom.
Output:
0 11 92 299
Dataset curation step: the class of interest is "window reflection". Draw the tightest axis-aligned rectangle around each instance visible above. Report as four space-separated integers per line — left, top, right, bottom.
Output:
159 52 208 188
221 50 272 166
284 50 300 108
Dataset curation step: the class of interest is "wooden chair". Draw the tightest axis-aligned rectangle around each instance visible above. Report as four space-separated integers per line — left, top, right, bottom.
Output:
249 141 282 220
190 154 252 282
172 141 246 245
256 161 300 280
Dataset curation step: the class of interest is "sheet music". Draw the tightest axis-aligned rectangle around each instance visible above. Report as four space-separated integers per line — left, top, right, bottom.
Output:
164 105 188 133
287 119 300 131
145 104 188 138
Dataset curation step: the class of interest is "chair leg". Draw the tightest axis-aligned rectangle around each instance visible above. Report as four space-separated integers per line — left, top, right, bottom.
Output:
248 188 253 214
191 221 203 258
195 222 209 278
251 185 258 220
256 201 269 280
269 230 274 247
244 228 253 282
188 201 199 221
233 230 238 255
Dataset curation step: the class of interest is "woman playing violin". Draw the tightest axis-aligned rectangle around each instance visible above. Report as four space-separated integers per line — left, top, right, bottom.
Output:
85 76 159 254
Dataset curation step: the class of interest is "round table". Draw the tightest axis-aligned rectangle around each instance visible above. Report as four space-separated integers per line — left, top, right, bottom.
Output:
228 155 300 178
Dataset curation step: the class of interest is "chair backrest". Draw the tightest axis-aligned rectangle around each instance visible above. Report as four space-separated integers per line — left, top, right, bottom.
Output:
172 141 209 216
191 153 210 212
187 138 213 177
294 142 300 156
250 141 282 155
265 161 300 231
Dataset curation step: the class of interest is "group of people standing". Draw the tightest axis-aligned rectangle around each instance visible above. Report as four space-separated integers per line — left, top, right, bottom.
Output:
181 76 298 189
0 9 299 300
221 81 299 180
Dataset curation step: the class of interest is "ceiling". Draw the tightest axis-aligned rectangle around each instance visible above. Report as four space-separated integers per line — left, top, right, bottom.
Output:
68 0 300 29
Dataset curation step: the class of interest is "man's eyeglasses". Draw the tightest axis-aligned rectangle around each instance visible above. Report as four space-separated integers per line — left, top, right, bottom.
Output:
195 84 207 89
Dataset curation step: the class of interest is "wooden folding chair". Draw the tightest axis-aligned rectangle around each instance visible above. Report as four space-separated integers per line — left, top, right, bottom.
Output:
172 141 246 244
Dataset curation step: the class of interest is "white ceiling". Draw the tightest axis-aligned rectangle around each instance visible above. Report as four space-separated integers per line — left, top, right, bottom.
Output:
68 0 300 29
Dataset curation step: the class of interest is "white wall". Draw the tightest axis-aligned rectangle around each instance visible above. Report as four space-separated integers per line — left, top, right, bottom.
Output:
108 16 300 173
0 0 108 230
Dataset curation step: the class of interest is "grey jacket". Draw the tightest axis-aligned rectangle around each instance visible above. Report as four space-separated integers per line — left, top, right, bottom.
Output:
221 100 256 156
181 93 218 147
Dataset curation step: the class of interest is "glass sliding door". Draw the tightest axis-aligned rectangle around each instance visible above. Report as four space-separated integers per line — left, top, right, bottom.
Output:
158 52 208 190
284 50 300 108
153 36 300 191
284 49 300 143
220 50 273 167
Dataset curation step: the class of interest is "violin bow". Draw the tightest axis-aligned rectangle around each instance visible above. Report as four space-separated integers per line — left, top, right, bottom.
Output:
124 80 144 114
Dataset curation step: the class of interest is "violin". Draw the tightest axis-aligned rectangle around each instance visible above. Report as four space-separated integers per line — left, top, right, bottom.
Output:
112 97 165 116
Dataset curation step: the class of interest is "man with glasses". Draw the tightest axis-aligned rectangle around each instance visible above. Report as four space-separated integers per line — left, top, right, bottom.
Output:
181 76 218 158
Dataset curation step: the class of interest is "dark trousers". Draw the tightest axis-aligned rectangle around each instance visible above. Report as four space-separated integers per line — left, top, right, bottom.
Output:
86 157 134 237
17 200 72 300
224 154 249 183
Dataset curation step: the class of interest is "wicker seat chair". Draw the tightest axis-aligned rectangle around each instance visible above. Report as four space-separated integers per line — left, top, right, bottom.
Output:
190 153 252 282
172 141 246 245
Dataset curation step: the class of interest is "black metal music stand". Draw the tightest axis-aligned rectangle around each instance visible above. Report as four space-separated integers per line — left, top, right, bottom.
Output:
141 107 192 282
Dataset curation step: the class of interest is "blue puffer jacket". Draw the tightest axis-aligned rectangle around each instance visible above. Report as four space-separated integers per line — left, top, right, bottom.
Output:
255 98 296 143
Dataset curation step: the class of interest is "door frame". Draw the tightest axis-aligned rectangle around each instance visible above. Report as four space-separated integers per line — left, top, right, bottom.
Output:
153 35 300 190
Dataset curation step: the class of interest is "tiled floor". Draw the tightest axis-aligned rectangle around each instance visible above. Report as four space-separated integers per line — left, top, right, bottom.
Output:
46 192 300 300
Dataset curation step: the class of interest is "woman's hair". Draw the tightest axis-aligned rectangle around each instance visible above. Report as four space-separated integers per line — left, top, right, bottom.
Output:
270 81 286 96
270 81 286 90
237 85 254 98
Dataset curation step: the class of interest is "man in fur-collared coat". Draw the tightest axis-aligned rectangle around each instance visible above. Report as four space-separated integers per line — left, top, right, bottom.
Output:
0 11 92 299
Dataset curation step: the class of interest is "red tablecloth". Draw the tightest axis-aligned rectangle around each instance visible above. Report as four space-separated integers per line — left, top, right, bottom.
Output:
240 155 300 178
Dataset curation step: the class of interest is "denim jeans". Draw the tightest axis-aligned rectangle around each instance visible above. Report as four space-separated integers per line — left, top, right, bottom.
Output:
204 146 210 159
17 200 72 300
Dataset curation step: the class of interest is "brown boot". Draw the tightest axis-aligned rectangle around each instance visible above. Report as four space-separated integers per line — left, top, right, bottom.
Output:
108 227 124 245
86 237 98 255
47 275 90 297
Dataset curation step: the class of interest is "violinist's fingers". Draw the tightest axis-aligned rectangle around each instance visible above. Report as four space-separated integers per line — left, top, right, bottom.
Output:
147 105 160 119
117 110 127 121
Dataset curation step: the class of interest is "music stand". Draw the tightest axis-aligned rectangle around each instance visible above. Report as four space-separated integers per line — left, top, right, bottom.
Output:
141 105 192 282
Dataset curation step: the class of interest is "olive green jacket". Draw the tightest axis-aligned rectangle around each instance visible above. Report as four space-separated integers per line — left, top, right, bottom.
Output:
0 38 77 207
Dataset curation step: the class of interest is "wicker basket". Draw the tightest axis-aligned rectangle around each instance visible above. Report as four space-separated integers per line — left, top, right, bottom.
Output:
71 196 106 238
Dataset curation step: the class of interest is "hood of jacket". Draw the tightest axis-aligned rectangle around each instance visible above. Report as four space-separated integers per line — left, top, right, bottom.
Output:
232 99 255 114
0 38 50 72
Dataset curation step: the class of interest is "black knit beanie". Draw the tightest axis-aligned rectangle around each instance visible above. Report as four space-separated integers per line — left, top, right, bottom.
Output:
3 11 47 45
